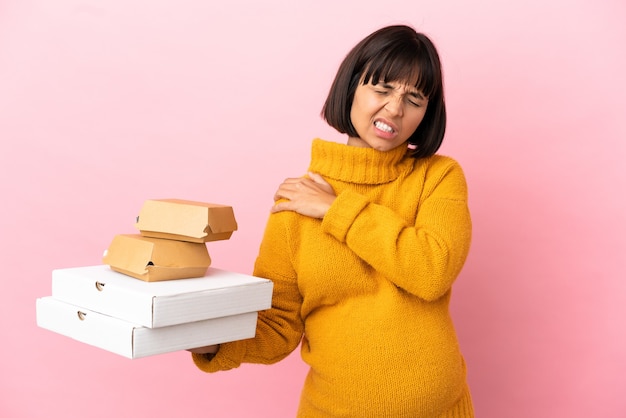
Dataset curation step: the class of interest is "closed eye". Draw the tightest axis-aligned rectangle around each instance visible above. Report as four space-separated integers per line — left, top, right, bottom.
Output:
369 82 427 107
407 97 422 107
407 92 426 107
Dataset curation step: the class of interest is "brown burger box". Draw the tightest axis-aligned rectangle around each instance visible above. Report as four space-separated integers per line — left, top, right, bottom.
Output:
135 199 238 243
102 234 211 282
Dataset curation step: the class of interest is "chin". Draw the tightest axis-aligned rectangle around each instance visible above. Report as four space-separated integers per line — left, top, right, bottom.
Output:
373 141 402 152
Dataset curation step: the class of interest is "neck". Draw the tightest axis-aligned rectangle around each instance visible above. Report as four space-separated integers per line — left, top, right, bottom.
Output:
308 138 413 185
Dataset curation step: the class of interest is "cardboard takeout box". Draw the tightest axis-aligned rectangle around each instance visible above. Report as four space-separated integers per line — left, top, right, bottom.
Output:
36 297 258 359
102 234 211 282
135 199 238 243
50 265 274 328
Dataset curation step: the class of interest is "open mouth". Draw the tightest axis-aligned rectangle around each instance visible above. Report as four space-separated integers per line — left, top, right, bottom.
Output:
374 120 395 133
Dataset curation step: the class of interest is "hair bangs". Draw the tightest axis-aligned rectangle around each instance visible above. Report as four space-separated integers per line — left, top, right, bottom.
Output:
362 45 438 98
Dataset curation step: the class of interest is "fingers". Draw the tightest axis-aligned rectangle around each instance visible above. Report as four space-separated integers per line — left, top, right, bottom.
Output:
280 175 327 192
306 171 325 184
270 173 336 218
273 177 313 202
273 179 301 202
270 200 289 214
307 172 334 194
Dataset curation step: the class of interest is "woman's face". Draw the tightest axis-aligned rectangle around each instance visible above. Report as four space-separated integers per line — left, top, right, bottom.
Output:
347 79 428 151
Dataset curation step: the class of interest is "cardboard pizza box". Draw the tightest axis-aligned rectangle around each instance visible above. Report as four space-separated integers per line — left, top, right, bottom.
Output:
50 265 273 328
36 297 258 359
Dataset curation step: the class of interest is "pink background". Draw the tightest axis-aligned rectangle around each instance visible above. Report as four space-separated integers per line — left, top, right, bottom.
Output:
1 1 625 417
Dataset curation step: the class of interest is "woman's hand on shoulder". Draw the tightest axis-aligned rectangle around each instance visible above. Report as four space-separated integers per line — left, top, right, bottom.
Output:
271 172 336 219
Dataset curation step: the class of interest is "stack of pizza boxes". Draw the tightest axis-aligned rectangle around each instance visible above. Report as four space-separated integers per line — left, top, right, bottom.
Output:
36 199 273 359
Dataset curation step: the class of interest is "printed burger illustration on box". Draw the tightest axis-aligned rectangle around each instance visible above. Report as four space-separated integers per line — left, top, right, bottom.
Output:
36 199 273 359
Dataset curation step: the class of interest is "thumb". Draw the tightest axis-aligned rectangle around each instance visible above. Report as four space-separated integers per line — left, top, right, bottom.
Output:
307 171 327 185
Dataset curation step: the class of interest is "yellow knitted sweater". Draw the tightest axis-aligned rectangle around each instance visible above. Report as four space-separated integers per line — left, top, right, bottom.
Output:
193 139 474 417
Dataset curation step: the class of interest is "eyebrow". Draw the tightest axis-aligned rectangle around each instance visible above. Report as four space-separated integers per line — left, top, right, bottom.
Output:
380 83 425 100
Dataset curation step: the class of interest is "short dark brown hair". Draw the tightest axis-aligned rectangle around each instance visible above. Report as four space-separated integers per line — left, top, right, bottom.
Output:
321 25 446 158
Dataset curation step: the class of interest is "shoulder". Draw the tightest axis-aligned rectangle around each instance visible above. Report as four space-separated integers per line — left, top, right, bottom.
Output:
416 154 469 197
418 154 467 178
422 154 464 170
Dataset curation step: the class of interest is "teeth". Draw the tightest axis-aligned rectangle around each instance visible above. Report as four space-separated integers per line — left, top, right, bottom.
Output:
374 121 394 133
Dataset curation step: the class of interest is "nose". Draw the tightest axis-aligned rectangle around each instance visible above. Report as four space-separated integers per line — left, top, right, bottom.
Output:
384 94 404 117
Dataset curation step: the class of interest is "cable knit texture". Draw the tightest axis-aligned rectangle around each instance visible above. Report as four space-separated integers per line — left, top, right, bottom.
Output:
192 138 474 417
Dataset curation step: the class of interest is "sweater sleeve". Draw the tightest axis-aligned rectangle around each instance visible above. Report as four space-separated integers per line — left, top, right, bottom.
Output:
321 157 471 302
192 210 304 373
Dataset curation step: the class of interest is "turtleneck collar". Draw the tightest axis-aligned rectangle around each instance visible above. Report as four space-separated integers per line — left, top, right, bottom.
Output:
307 138 414 185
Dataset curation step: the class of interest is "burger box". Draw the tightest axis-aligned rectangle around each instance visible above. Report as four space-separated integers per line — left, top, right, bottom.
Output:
102 234 212 282
135 199 238 243
36 296 258 359
48 265 273 328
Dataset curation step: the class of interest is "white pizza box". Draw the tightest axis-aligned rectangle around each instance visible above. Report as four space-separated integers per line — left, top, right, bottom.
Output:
51 265 273 328
36 297 257 359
